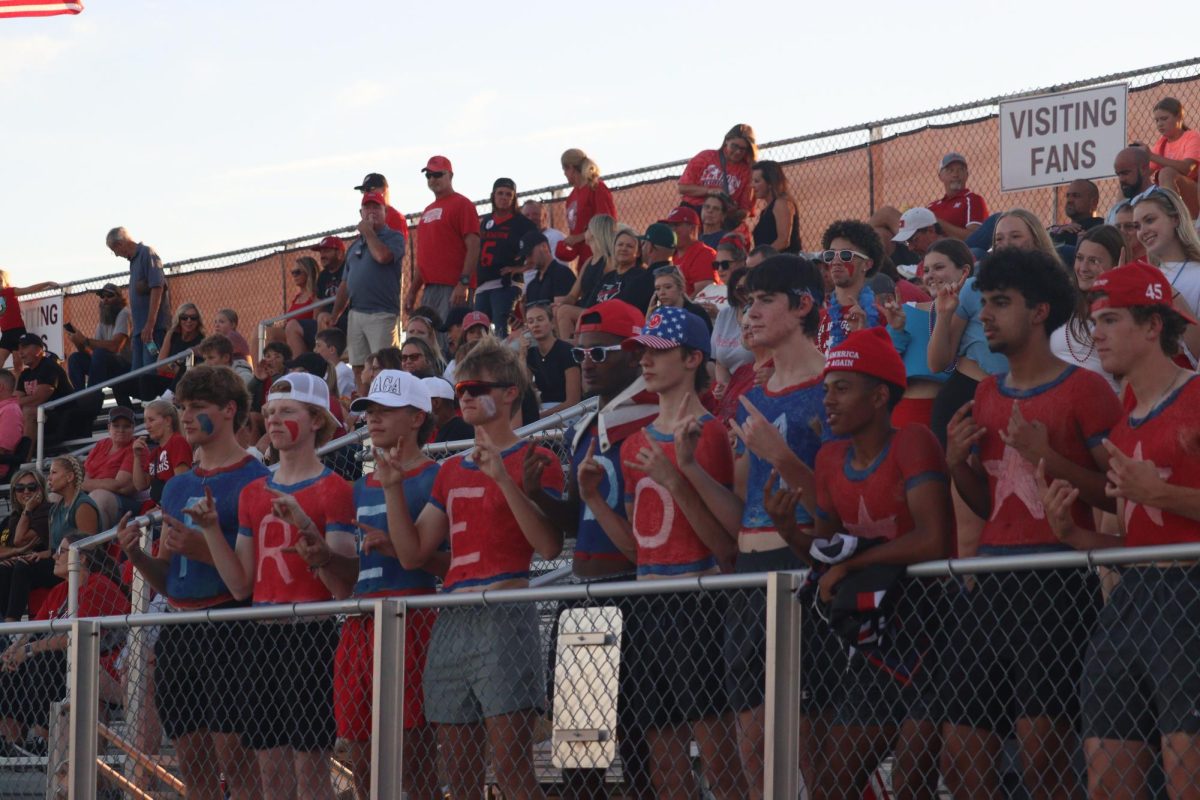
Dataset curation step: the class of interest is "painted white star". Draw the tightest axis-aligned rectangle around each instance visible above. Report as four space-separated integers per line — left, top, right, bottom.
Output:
1122 442 1172 530
844 495 899 540
983 444 1045 521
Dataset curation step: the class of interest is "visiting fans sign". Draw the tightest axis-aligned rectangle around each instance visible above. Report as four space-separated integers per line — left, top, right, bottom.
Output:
999 84 1127 191
2 294 63 368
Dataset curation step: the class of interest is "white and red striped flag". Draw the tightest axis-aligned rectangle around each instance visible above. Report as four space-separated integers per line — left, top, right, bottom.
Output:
0 1 83 18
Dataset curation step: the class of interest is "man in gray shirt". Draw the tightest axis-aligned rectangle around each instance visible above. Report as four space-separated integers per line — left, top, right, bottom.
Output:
106 227 171 371
66 282 134 416
332 192 406 388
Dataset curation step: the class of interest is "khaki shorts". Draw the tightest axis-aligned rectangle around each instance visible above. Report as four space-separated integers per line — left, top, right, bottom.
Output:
347 309 399 366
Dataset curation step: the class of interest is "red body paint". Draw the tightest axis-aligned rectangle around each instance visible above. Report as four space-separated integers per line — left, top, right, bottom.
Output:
283 420 301 442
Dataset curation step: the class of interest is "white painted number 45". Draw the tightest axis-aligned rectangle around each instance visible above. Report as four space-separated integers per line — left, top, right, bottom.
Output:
1146 284 1164 301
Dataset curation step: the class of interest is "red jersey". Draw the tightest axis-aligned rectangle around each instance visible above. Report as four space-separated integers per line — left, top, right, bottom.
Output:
430 442 564 592
622 415 733 578
814 425 947 542
148 433 192 481
417 192 480 287
0 287 23 330
676 241 717 295
237 469 356 605
973 366 1121 547
285 292 316 320
679 149 755 214
556 182 617 264
1109 376 1200 547
385 204 409 238
928 188 989 230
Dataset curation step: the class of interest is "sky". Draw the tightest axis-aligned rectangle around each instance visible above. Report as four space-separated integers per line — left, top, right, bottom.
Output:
2 0 1197 285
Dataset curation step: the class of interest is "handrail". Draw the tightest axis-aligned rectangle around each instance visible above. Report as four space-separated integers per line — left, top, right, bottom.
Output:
36 347 196 472
256 296 336 362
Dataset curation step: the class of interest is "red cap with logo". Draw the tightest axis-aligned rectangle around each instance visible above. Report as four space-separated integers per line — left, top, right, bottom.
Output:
1090 260 1198 324
312 236 346 253
659 206 700 227
823 327 908 389
461 310 492 331
575 300 645 339
361 192 386 207
421 155 453 174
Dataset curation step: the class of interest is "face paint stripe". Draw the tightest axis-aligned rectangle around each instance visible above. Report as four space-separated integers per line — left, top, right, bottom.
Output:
196 413 215 436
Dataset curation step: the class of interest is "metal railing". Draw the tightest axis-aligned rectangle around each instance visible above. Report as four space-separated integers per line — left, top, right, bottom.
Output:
35 348 196 472
254 296 336 362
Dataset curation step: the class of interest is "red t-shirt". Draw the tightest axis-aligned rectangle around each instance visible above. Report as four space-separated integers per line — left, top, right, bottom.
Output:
286 292 316 320
676 241 717 296
0 287 24 331
417 192 480 287
38 574 131 678
430 442 564 592
148 433 192 486
679 149 755 214
556 182 617 264
815 424 947 543
1109 376 1200 547
622 415 733 577
928 189 989 230
84 438 135 479
1152 130 1200 180
973 366 1121 547
386 205 410 238
237 469 356 605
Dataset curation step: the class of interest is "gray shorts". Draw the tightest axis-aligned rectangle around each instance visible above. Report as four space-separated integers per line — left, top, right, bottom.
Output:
347 309 399 366
423 604 546 725
1081 566 1200 742
418 284 455 327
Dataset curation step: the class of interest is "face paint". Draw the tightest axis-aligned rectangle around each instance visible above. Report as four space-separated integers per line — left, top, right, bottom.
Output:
477 395 497 419
196 413 215 436
283 420 301 442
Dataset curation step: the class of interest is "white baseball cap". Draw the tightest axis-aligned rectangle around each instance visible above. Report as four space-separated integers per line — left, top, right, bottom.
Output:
421 376 456 401
265 371 339 427
350 369 432 413
892 207 938 243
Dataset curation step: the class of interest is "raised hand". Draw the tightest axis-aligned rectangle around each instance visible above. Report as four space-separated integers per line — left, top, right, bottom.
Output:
577 440 604 501
843 304 868 333
945 400 986 469
182 486 219 532
672 395 702 468
522 441 553 495
879 298 907 331
372 445 409 488
472 428 510 484
267 488 317 537
934 270 968 317
731 395 789 466
624 436 679 489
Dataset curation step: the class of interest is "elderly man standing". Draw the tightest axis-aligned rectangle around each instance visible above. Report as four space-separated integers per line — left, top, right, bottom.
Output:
66 282 134 417
106 227 171 374
333 192 406 389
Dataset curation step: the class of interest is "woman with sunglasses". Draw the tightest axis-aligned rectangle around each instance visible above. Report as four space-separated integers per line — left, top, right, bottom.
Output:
0 469 51 621
523 303 581 418
141 301 206 399
750 160 801 255
1143 97 1200 217
679 124 759 216
1132 186 1200 365
283 256 322 356
399 337 443 379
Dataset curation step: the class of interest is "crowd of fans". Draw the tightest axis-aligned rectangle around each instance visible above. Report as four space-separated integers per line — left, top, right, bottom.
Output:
0 97 1198 798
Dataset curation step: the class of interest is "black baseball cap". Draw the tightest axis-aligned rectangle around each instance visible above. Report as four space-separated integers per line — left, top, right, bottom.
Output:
17 333 44 349
108 406 135 424
93 282 121 297
354 173 388 192
493 177 516 191
517 230 549 260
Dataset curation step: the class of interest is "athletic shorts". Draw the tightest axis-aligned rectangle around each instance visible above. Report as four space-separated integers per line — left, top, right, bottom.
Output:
1081 566 1200 742
423 604 546 725
0 327 26 354
941 561 1099 734
241 619 339 752
154 611 249 740
295 318 319 350
334 608 436 741
623 590 730 729
346 309 399 366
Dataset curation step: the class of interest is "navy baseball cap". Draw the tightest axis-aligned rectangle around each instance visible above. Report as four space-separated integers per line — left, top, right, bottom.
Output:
622 306 711 357
517 230 549 260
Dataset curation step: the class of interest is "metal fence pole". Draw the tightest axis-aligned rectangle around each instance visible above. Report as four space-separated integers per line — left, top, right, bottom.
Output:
370 598 407 800
36 404 46 472
67 547 82 618
68 619 101 800
763 571 803 800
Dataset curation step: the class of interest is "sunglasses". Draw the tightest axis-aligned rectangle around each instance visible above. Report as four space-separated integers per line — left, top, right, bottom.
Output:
1131 185 1173 208
425 171 446 180
571 344 624 364
98 292 115 299
179 314 200 322
400 352 424 362
454 380 513 398
714 260 737 270
13 483 38 493
653 266 682 277
817 249 870 264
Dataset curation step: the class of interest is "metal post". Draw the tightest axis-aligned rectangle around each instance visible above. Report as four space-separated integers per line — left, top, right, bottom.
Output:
370 599 407 799
36 404 46 472
122 521 154 783
763 571 803 800
868 125 883 216
68 619 101 800
67 547 82 618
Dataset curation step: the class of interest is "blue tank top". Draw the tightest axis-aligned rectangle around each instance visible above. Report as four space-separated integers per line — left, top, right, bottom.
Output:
888 304 953 383
352 463 440 597
954 277 1009 375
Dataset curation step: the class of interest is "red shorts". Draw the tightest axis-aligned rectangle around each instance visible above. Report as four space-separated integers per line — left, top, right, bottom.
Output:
334 607 436 740
892 396 935 429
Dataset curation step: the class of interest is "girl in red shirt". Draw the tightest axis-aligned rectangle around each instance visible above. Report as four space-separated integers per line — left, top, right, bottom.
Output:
0 271 60 374
556 148 617 265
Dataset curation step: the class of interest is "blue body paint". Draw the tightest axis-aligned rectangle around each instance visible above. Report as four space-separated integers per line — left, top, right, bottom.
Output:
196 413 215 436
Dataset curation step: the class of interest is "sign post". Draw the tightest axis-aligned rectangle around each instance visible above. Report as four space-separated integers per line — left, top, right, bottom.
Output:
999 84 1128 192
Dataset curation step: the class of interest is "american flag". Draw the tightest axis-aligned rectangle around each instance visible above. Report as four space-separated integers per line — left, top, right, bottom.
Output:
0 1 83 18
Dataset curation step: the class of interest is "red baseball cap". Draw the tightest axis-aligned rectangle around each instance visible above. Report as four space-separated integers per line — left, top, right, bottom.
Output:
461 310 491 331
312 236 346 252
1091 260 1198 324
576 300 645 339
361 192 386 207
421 155 453 174
823 327 908 390
659 206 700 227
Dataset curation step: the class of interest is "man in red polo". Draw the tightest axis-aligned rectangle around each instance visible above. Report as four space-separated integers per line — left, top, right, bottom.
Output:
353 173 409 237
662 206 716 296
407 156 480 324
927 152 989 241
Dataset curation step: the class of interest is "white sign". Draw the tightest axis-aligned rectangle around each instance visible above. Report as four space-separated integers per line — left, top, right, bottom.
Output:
999 84 1127 192
19 294 64 356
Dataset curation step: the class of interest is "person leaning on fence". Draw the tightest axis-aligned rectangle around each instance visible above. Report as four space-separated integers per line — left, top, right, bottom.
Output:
0 533 129 758
117 364 268 800
65 281 134 417
81 406 141 528
106 227 171 374
578 305 746 799
190 372 355 798
381 337 563 800
475 177 538 338
407 156 481 322
1039 261 1200 798
130 398 191 507
523 298 659 798
673 256 831 797
0 468 51 622
940 248 1122 799
331 369 443 800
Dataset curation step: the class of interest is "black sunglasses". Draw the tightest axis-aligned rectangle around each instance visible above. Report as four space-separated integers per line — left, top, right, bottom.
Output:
454 380 513 398
13 483 38 493
570 345 624 364
425 171 446 179
714 260 737 270
179 315 200 322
